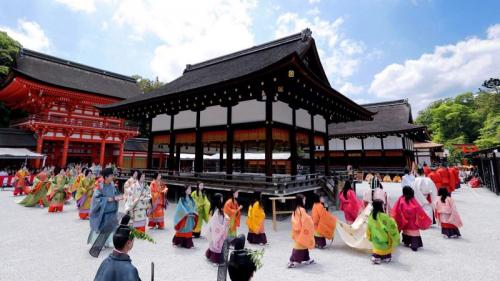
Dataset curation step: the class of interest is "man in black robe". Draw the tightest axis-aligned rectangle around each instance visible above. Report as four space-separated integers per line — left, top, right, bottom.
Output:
94 215 141 281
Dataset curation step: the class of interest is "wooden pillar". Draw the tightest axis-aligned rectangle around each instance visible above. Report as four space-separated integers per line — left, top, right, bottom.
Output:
309 113 316 174
290 107 298 176
99 139 106 167
168 114 176 174
61 133 70 167
360 137 365 169
118 140 125 168
194 110 203 174
226 105 233 175
380 137 385 157
175 144 181 172
146 118 154 169
265 95 273 178
35 132 44 168
324 121 330 176
240 142 245 173
219 142 224 172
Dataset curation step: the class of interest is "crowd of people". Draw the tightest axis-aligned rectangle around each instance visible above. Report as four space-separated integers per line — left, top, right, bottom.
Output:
6 160 468 280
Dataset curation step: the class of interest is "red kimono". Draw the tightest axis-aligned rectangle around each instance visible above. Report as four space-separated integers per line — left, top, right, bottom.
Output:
437 168 451 191
423 166 431 177
428 171 442 189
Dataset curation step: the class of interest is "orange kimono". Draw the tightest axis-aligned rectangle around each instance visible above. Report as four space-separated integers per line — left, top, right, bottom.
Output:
224 199 241 238
289 207 315 264
13 169 29 196
312 202 337 241
148 179 168 229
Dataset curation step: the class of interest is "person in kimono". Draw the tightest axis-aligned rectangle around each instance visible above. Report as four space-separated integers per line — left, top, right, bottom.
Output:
75 169 95 219
124 172 151 233
13 166 29 196
311 193 336 249
246 192 267 245
172 185 198 248
94 215 141 281
363 176 390 213
69 167 85 199
47 168 69 213
205 193 229 264
437 164 451 192
288 194 315 268
191 182 210 238
391 186 432 251
423 163 431 177
411 168 436 221
401 167 415 188
224 189 242 241
435 187 463 238
148 172 168 229
123 170 138 196
367 200 400 264
88 168 123 248
428 168 443 190
339 180 363 224
19 168 50 208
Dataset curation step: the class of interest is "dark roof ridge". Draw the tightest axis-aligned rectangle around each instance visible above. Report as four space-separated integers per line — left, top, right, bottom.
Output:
20 48 137 83
184 28 312 73
361 99 408 108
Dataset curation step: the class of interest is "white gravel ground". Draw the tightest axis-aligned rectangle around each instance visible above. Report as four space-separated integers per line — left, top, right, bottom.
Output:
1 182 499 281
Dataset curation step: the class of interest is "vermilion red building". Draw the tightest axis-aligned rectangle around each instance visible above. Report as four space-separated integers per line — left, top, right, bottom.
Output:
0 49 140 168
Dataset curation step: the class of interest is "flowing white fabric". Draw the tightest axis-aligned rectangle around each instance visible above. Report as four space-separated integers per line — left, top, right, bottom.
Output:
402 174 416 188
412 176 436 220
336 204 373 251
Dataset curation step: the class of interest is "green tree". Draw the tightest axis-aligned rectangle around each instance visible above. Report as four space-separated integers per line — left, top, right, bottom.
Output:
0 31 25 127
131 75 164 94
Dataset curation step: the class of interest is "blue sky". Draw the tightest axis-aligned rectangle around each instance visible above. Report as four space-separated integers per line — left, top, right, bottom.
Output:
1 0 499 113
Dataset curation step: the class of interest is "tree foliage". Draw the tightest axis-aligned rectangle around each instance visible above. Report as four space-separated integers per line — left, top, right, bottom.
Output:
0 31 26 127
131 75 164 94
416 90 500 151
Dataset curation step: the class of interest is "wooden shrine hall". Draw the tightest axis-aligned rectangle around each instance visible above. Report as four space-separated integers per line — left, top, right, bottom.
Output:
328 99 429 174
100 29 373 190
0 49 140 168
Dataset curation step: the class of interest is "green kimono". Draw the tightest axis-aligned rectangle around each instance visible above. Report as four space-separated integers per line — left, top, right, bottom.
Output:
366 212 400 255
19 173 50 207
191 191 210 235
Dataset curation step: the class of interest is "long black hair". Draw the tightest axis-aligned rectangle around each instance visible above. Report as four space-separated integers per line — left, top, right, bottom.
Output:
194 181 204 196
438 187 450 203
251 191 263 207
295 194 305 211
209 193 224 216
342 180 352 199
372 199 384 220
402 186 414 203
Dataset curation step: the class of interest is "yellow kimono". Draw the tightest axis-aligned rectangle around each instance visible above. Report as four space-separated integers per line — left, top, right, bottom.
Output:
247 201 265 234
75 177 94 219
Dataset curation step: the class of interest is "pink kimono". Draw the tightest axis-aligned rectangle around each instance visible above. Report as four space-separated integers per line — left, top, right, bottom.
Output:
205 209 229 264
435 197 463 238
391 197 431 250
339 190 363 224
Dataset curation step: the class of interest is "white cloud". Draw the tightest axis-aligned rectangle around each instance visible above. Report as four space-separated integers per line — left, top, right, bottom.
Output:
339 82 364 96
369 23 500 113
0 19 50 51
306 7 320 16
308 0 321 4
112 0 257 81
100 20 109 31
275 13 365 85
55 0 96 13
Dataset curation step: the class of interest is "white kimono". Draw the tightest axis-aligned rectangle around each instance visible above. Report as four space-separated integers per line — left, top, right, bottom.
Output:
401 174 416 188
411 176 436 220
124 181 151 227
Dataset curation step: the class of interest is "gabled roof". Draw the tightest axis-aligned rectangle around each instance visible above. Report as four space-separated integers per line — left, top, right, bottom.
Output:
329 99 428 139
11 49 141 100
99 29 371 123
0 128 36 148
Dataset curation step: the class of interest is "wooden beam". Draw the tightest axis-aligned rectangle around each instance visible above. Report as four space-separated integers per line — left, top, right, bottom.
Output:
265 94 273 178
168 113 176 175
226 105 233 176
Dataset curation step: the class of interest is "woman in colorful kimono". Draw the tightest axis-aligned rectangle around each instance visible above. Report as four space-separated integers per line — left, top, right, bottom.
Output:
123 170 138 196
224 189 242 241
205 193 229 264
47 168 69 213
69 167 85 199
19 168 50 208
148 172 168 229
312 193 337 249
191 182 210 238
75 169 95 219
172 185 198 248
363 176 390 212
435 187 463 238
339 180 363 224
391 186 432 251
13 166 29 196
288 194 315 268
367 200 400 264
246 192 267 245
124 172 151 233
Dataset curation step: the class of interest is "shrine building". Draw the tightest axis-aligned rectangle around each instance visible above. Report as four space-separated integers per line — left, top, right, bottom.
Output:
0 49 141 168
